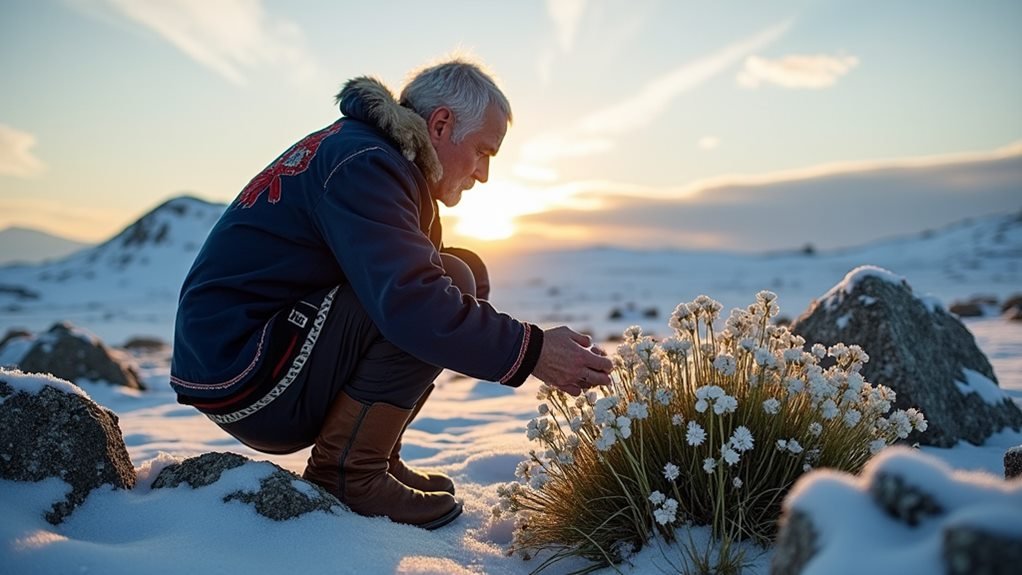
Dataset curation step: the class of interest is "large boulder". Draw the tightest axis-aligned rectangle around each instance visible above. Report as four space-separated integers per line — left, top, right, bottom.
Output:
792 266 1022 447
771 447 1022 575
152 452 343 521
5 321 144 390
0 368 136 524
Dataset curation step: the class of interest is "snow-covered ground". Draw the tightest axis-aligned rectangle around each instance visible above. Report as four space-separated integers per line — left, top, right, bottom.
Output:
1 204 1021 574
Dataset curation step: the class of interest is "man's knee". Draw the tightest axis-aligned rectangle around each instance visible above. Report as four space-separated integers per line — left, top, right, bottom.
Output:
440 247 490 300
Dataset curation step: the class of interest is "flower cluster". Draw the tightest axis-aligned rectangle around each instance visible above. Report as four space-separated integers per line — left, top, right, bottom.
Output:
494 291 927 572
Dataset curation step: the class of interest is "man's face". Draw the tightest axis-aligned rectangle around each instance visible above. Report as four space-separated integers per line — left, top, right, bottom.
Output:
428 104 507 207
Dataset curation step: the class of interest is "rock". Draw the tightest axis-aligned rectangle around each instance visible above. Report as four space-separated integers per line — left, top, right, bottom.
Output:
0 369 136 524
1004 305 1022 322
772 447 1022 575
943 525 1022 575
792 266 1022 447
153 452 342 521
770 510 817 575
122 336 169 352
948 301 984 317
1006 446 1022 480
16 321 144 390
0 327 31 349
1002 294 1022 314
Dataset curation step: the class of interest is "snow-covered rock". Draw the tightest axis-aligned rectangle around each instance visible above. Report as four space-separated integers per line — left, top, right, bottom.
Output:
772 447 1022 575
1006 446 1022 479
792 266 1022 446
152 452 343 521
0 368 135 524
2 321 144 389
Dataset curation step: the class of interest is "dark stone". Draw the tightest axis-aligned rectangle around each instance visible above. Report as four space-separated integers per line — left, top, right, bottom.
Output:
770 510 818 575
1004 305 1022 322
0 328 32 349
1002 294 1022 314
17 322 144 390
792 270 1022 447
1005 446 1022 480
869 472 943 526
948 301 984 317
0 374 136 524
943 525 1022 575
153 452 342 521
121 336 169 352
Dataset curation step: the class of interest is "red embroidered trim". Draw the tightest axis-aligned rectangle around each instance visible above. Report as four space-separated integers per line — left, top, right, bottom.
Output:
499 324 530 384
169 320 271 390
236 122 344 208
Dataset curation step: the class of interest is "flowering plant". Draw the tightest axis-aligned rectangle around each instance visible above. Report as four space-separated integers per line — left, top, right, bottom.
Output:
493 292 926 573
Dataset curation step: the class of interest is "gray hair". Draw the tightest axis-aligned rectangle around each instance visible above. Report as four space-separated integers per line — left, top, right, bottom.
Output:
400 58 512 143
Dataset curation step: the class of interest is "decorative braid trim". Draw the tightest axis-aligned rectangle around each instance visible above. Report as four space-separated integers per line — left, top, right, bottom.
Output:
206 286 338 424
498 323 544 388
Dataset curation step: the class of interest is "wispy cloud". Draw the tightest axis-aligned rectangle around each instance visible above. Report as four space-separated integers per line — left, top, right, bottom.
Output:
737 54 859 89
0 124 45 178
99 0 317 85
519 21 790 176
546 0 588 52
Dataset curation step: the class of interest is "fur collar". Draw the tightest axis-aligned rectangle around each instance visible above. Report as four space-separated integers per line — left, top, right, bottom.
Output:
337 77 442 183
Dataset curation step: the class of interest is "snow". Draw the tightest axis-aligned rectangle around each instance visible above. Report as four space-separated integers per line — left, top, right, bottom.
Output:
955 367 1011 405
819 265 908 310
0 367 89 399
785 447 1022 575
0 205 1021 574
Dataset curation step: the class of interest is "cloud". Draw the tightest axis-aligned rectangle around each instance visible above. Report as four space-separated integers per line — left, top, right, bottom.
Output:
99 0 318 85
546 0 588 52
518 21 790 175
0 124 45 178
516 143 1022 252
737 54 859 89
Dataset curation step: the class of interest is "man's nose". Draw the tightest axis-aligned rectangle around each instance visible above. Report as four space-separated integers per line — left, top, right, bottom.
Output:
473 156 490 183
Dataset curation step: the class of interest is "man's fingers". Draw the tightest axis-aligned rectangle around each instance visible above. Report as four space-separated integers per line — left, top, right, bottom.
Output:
567 329 592 348
587 353 614 374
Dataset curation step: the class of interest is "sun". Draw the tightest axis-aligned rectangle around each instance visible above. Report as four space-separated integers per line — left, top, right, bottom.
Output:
444 180 549 242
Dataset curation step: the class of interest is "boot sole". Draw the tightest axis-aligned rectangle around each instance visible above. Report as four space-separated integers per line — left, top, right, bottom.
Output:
418 499 464 530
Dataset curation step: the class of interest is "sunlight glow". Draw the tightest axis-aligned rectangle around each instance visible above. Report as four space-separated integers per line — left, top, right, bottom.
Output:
445 180 560 241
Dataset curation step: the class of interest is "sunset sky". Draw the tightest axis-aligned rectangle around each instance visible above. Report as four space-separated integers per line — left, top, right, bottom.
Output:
1 0 1020 253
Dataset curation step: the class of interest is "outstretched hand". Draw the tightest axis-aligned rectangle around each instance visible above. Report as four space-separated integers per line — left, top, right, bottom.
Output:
531 326 614 396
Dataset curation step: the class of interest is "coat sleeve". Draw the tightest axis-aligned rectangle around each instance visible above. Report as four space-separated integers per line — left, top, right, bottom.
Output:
311 148 542 386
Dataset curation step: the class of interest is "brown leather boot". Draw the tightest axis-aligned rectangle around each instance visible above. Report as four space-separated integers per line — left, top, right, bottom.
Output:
302 391 462 530
389 384 456 495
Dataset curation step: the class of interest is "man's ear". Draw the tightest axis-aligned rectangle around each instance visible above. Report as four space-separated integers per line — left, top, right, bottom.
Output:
427 107 453 143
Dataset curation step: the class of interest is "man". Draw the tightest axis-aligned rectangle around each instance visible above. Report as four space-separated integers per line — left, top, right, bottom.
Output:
170 58 612 530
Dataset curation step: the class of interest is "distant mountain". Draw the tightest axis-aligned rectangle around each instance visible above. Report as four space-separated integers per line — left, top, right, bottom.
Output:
0 227 92 266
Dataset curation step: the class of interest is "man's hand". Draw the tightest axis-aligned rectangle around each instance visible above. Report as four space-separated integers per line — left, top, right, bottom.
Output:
532 326 614 396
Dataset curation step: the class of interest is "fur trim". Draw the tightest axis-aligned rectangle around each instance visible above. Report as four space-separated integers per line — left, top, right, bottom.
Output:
338 76 442 183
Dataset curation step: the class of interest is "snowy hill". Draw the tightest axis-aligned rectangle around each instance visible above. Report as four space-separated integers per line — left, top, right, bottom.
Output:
0 227 91 266
0 196 1019 343
0 196 224 341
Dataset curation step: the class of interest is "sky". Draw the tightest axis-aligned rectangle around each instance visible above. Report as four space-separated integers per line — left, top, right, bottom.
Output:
0 0 1020 253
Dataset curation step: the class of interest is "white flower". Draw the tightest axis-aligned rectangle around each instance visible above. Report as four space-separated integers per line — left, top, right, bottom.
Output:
843 409 862 428
703 458 717 474
569 416 584 432
802 463 813 473
786 439 804 454
538 403 550 415
869 439 887 454
785 377 805 394
756 290 777 304
672 414 684 426
821 399 839 420
649 490 666 505
811 343 826 358
713 354 737 376
754 347 774 367
740 337 756 351
695 399 709 413
536 384 552 400
686 421 706 446
585 390 599 405
732 477 743 489
808 422 823 436
663 462 680 481
714 394 738 414
721 447 740 466
654 500 678 525
762 398 781 415
889 410 913 439
907 408 928 432
655 388 673 405
514 461 530 479
729 426 755 452
783 348 804 363
627 402 649 420
596 427 617 451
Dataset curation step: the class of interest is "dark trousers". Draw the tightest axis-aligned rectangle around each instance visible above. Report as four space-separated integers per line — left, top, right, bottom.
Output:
217 250 487 454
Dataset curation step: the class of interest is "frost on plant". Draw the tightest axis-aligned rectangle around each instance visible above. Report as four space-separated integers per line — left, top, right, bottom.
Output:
495 292 926 573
